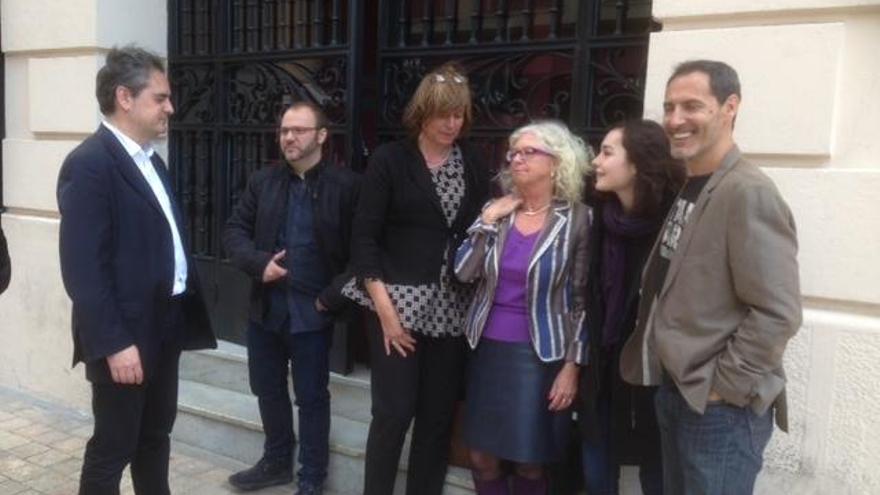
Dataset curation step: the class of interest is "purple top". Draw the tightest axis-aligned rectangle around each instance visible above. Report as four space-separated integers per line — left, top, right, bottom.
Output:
482 226 540 343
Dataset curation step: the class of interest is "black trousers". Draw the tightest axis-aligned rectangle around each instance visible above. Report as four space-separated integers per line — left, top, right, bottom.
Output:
79 302 183 495
363 313 467 495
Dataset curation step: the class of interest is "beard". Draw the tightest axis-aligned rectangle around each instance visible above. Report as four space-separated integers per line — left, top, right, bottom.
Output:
281 141 318 162
282 138 321 165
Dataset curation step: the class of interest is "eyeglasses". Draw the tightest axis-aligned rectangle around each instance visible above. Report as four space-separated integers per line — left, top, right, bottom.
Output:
279 126 319 137
505 146 555 163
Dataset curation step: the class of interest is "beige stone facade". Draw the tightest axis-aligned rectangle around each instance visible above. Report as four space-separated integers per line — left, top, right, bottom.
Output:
1 0 878 492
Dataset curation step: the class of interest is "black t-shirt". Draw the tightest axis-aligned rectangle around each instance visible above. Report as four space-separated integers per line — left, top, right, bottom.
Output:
640 173 712 309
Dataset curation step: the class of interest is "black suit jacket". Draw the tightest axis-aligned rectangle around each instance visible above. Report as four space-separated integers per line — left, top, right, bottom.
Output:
352 138 490 285
57 125 216 383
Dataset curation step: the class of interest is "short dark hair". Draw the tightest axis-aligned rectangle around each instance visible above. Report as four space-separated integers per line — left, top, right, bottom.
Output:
591 120 686 218
279 101 329 130
96 45 166 115
667 60 741 104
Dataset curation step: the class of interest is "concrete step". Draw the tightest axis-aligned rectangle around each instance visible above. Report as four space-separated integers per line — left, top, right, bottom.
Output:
173 379 369 495
175 346 474 495
179 341 251 394
180 341 373 425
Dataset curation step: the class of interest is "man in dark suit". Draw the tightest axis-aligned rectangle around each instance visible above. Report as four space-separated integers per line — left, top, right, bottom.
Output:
57 45 216 495
223 102 359 495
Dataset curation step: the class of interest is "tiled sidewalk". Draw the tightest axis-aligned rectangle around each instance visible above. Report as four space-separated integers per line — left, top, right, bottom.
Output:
0 386 320 495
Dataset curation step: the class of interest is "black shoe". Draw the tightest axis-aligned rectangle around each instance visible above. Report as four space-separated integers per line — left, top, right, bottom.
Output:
294 482 324 495
228 457 293 491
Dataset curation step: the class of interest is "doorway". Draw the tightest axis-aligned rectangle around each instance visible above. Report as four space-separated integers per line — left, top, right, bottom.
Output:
167 0 655 373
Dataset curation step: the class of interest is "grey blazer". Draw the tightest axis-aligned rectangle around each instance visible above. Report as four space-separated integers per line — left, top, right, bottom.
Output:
619 146 802 430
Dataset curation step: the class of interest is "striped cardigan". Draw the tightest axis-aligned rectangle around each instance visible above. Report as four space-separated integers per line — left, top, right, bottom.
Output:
454 199 591 363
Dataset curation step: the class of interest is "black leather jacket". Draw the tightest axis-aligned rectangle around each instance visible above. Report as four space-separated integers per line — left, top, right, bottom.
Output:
223 159 360 320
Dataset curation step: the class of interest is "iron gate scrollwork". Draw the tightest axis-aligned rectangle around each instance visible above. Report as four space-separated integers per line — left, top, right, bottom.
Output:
375 0 655 165
168 0 365 357
167 0 654 369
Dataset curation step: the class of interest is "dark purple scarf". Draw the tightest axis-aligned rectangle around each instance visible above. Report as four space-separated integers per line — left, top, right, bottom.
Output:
600 199 659 348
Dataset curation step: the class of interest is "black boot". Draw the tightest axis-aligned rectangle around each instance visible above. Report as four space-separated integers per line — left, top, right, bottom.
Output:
228 456 293 491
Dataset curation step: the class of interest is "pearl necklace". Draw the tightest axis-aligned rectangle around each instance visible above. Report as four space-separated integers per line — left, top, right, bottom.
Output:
521 203 551 216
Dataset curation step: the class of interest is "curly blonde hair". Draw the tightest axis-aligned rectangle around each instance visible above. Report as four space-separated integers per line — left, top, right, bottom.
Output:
500 120 593 203
402 63 473 137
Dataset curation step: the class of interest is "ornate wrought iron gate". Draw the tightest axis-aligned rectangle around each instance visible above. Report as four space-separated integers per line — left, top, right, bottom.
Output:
167 0 654 371
167 0 366 363
373 1 654 158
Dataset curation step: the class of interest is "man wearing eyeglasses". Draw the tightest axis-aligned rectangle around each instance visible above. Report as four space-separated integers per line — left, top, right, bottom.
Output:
223 102 360 495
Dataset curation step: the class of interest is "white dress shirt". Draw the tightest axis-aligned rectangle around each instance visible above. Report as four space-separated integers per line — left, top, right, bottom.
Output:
103 121 188 296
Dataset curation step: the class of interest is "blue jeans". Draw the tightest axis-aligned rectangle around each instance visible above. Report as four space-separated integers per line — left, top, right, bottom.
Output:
654 381 773 495
247 322 331 485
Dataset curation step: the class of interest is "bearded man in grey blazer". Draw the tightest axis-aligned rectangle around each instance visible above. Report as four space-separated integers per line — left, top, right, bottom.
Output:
619 60 802 495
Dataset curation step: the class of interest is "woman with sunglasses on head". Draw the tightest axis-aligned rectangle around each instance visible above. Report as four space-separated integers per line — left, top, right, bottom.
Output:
578 120 686 495
455 120 591 495
343 63 489 495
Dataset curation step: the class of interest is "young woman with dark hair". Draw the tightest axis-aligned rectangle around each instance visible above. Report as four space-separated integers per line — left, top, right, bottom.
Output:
578 119 686 495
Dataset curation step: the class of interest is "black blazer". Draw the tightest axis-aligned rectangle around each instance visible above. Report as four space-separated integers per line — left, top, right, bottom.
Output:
223 159 361 320
352 138 489 285
57 125 217 383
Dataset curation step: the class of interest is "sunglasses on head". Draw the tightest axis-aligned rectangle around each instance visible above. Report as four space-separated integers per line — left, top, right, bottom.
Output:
434 74 467 84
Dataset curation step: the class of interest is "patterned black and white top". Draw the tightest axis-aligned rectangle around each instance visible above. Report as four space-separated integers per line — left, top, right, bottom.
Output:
342 146 473 337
